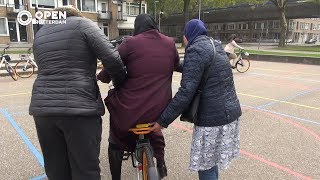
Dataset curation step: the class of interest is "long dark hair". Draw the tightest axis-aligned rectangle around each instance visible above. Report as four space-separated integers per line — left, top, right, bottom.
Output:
228 34 237 42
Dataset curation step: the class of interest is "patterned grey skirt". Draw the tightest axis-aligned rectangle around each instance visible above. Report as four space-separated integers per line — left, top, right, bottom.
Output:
189 119 240 171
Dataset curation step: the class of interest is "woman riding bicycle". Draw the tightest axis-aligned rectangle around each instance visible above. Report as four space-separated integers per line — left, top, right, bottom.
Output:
224 34 244 68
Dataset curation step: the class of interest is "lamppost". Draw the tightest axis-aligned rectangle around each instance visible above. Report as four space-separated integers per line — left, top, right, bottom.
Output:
198 0 201 20
154 0 159 22
159 11 164 31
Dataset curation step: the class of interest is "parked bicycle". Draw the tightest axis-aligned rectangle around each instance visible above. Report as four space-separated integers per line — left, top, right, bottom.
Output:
15 47 38 78
233 49 250 73
0 46 18 81
124 123 160 180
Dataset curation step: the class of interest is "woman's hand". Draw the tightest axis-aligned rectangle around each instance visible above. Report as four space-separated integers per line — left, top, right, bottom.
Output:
150 122 163 132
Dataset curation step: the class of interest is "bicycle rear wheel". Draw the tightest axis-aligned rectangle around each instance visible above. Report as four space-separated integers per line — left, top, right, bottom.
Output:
5 64 18 81
15 61 34 78
236 58 250 73
141 147 159 180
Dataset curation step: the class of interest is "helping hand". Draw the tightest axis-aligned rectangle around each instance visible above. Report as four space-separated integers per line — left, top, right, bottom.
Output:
150 122 163 132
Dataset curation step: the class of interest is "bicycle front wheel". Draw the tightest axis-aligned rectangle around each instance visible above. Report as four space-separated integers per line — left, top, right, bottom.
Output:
15 61 34 78
5 64 18 81
236 58 250 73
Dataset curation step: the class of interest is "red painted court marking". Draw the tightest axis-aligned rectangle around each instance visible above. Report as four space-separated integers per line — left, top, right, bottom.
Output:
242 106 320 142
171 120 312 179
240 150 311 180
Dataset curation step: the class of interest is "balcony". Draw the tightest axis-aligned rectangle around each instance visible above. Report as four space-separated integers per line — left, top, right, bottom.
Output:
6 4 26 15
98 11 112 21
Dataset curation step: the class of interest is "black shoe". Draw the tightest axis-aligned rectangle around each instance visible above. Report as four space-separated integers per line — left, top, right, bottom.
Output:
157 160 167 179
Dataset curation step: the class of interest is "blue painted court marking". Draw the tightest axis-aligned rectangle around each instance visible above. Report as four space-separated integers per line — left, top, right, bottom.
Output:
241 104 320 125
257 88 320 109
0 108 44 167
30 173 47 180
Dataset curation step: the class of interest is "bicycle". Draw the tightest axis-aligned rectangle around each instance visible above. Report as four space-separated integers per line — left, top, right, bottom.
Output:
233 49 251 73
15 47 38 78
124 123 160 180
0 46 18 81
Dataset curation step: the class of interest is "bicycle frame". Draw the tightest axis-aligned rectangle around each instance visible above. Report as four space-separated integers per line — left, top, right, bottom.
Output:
21 53 38 69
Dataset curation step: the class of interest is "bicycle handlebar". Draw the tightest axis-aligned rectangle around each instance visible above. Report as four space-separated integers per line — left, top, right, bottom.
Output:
2 46 9 54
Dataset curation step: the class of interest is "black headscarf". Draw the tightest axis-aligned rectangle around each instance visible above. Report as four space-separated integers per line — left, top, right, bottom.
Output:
133 14 158 36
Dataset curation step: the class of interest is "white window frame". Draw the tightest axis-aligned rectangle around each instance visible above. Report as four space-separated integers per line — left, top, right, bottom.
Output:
76 0 98 13
126 2 146 16
0 17 9 36
227 23 235 30
30 0 57 9
0 0 7 6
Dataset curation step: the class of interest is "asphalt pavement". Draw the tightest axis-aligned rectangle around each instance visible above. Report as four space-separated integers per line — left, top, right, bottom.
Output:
0 60 319 180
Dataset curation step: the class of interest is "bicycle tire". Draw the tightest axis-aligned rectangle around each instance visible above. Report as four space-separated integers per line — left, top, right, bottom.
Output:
5 64 18 81
236 58 250 73
15 61 34 78
142 146 160 180
142 151 148 180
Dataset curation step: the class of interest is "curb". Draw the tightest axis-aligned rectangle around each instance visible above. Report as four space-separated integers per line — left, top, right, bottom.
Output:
249 54 320 65
179 53 320 66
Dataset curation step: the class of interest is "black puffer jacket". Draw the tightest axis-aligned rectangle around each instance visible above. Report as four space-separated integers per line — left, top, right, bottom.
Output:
29 16 126 116
158 35 241 127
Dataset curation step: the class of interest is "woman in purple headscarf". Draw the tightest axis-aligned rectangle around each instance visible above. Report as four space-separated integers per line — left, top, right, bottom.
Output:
151 19 242 180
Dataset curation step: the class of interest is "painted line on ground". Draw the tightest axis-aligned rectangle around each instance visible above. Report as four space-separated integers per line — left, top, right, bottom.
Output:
257 88 320 109
239 150 311 180
242 104 320 125
253 67 320 76
238 92 320 110
241 104 320 141
171 122 311 180
250 72 320 83
240 73 313 90
0 108 44 167
30 174 47 180
0 92 31 98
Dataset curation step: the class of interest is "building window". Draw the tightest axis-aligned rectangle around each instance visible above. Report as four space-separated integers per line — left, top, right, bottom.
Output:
32 0 55 8
305 23 309 30
126 2 145 16
289 20 295 30
300 22 305 30
274 21 280 29
77 0 96 12
238 23 248 30
0 0 5 5
0 18 8 35
255 22 264 29
227 24 235 30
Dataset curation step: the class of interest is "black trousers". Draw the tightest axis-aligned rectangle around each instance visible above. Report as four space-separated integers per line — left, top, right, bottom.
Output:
34 116 102 180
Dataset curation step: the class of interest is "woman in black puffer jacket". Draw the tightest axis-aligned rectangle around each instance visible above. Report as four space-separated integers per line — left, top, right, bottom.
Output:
151 19 241 180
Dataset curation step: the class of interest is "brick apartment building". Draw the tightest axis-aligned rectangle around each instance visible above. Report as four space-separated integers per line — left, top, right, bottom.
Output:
0 0 146 44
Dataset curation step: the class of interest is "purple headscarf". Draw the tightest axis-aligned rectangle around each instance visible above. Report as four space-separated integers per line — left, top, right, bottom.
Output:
184 19 207 46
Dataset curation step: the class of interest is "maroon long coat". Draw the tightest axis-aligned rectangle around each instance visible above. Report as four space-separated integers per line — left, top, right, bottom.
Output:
97 29 179 160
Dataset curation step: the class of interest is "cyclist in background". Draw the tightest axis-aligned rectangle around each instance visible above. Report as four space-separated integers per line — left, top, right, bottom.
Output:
224 34 244 68
97 14 181 180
